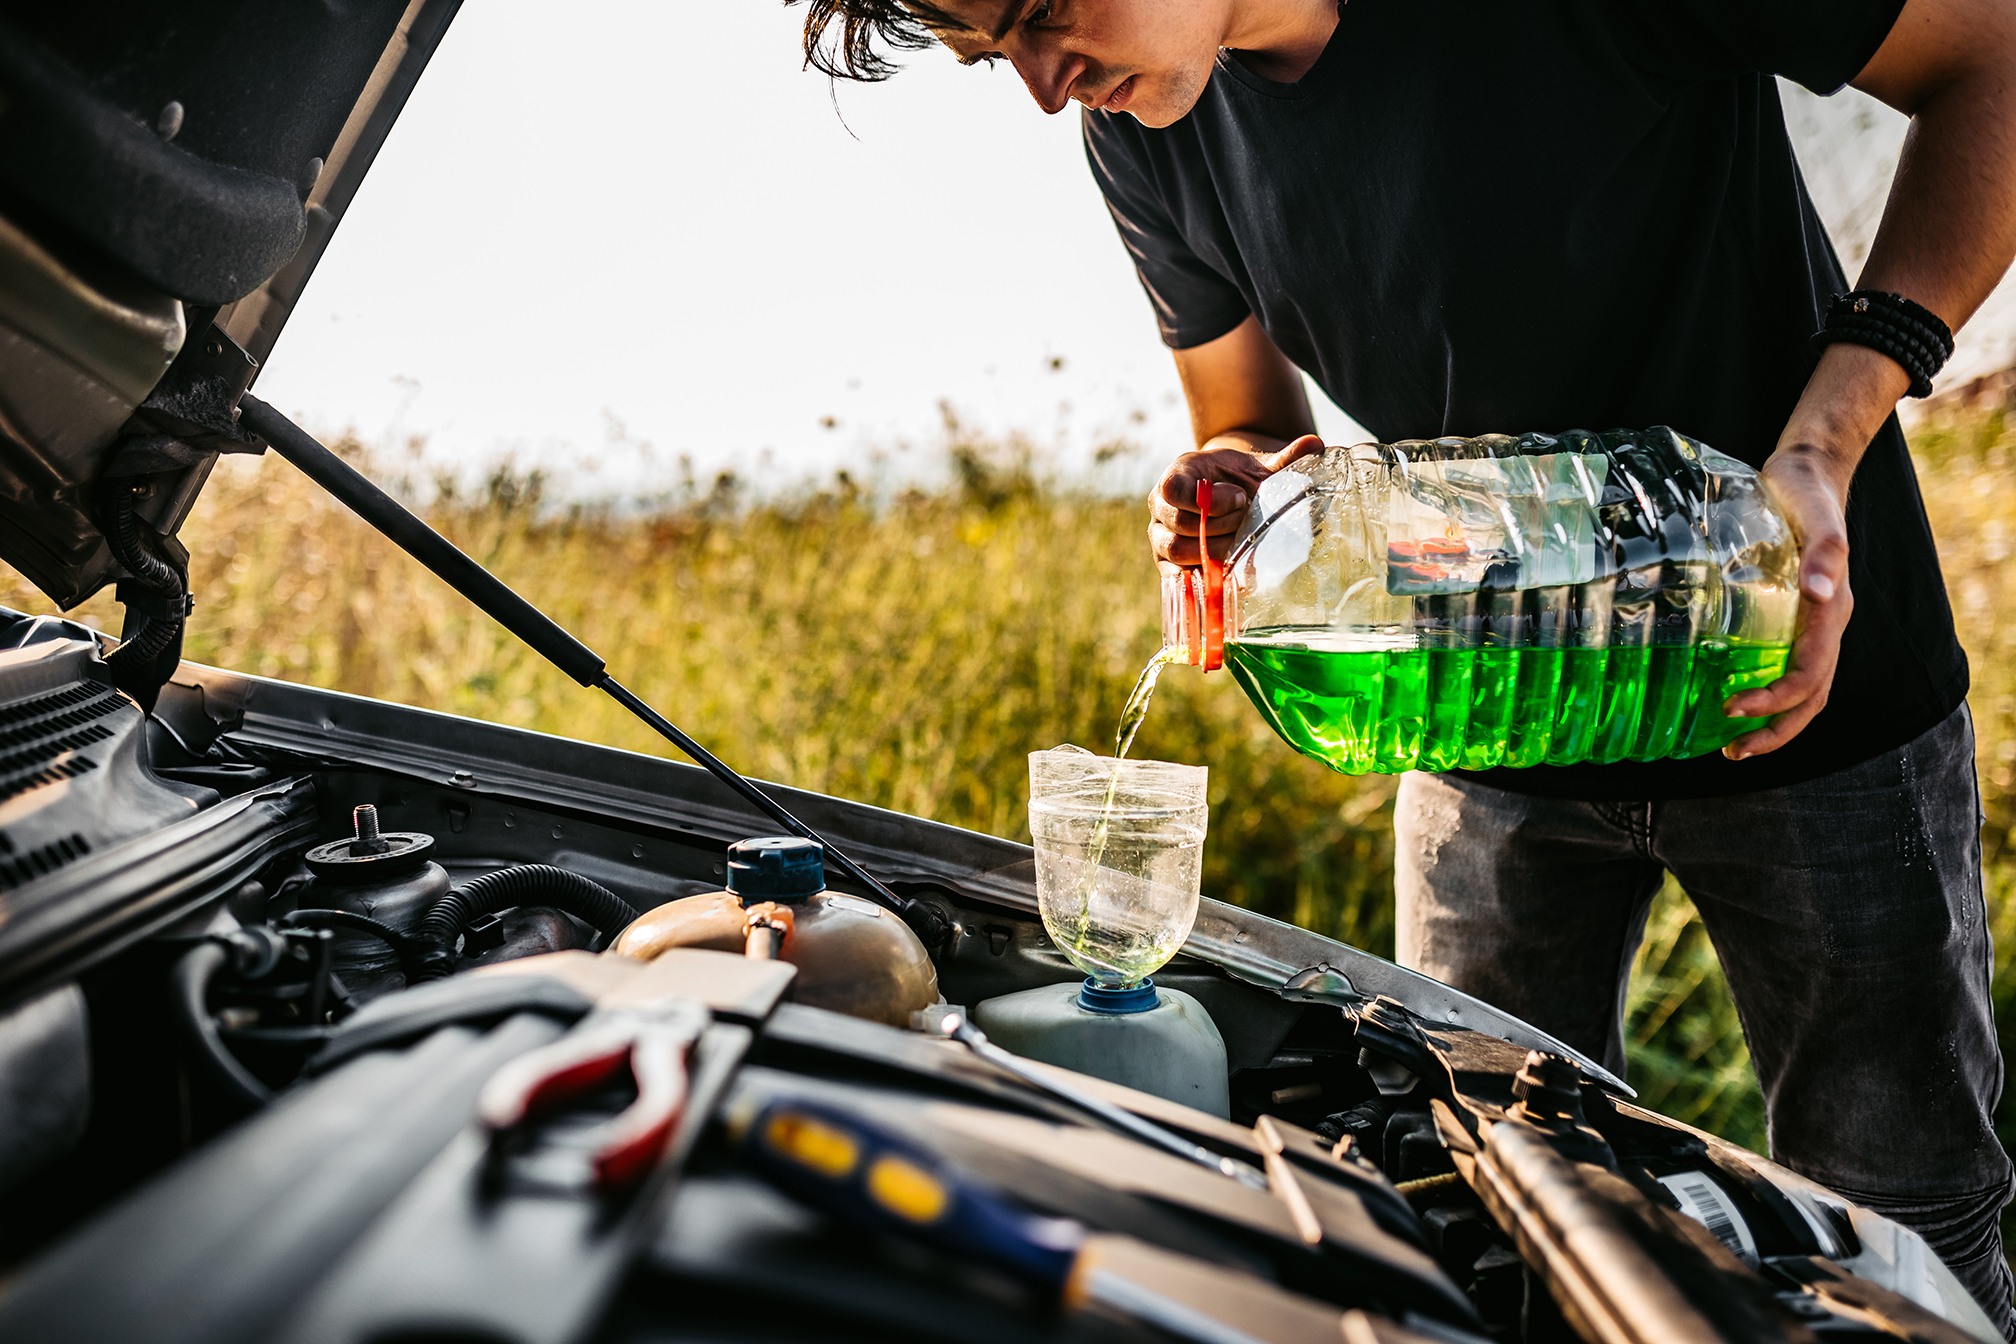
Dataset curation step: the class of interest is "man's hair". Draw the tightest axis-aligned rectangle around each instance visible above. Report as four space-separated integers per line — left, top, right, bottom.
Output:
791 0 959 81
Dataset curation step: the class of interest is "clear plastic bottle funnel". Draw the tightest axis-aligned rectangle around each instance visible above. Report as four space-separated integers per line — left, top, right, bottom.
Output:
1028 746 1208 989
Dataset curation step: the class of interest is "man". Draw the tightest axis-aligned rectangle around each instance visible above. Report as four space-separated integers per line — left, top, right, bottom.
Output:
791 0 2016 1325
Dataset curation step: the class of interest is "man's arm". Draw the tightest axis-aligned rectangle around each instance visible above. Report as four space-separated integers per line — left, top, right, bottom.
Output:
1147 314 1323 566
1724 0 2016 760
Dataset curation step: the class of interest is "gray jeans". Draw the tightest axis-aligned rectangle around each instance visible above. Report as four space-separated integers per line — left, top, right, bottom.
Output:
1395 705 2015 1333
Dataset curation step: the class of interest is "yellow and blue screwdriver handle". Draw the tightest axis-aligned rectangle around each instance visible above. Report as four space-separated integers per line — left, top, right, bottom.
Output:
727 1094 1085 1286
724 1094 1396 1344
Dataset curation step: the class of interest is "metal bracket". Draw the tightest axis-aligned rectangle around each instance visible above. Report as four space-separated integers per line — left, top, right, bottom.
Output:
123 321 263 456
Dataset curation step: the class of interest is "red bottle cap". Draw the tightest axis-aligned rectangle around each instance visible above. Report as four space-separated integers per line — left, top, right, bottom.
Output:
1196 480 1224 672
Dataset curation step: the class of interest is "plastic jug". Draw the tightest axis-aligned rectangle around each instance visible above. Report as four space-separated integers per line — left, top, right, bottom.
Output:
1163 427 1800 773
971 979 1231 1117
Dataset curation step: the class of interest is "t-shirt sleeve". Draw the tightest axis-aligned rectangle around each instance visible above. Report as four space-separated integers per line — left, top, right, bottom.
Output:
1612 0 1905 95
1081 109 1251 350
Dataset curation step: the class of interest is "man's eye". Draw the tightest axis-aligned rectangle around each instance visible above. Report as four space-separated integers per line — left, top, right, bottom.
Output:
960 51 1004 66
1030 1 1055 21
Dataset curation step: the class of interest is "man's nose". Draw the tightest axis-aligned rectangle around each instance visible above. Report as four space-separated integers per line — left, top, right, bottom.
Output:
1012 48 1083 115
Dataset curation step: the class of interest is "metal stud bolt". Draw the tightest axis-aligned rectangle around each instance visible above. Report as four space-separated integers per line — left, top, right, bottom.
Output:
349 803 391 857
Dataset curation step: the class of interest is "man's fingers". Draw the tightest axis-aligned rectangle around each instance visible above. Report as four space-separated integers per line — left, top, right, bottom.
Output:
1723 643 1838 718
1147 490 1249 537
1149 522 1239 566
1722 643 1837 723
1154 445 1271 510
1148 439 1325 567
1157 473 1250 514
1149 505 1248 538
1724 675 1817 721
1718 565 1851 756
1722 690 1828 760
1724 585 1853 720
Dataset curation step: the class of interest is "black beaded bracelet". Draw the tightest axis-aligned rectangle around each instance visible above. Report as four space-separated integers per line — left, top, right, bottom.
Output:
1809 290 1954 399
1826 289 1955 362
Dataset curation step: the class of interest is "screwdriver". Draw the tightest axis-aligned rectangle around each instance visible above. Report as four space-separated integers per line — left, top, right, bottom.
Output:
727 1093 1373 1344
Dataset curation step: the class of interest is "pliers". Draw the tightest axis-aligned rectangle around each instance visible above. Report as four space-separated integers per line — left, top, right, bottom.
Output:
477 997 711 1191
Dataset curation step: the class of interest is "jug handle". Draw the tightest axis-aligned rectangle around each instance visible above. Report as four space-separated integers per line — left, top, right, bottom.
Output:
1196 480 1225 672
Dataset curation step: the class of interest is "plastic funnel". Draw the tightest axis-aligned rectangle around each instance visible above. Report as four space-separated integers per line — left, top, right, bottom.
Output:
1028 746 1208 988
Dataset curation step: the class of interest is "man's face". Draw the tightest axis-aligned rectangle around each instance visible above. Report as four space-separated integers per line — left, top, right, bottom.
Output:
928 0 1233 128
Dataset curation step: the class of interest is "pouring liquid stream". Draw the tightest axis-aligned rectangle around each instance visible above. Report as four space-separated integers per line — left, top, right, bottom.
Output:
1116 646 1180 761
1065 647 1182 981
1061 476 1208 987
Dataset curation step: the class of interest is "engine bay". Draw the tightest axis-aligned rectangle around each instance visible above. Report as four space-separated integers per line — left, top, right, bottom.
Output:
0 616 1998 1344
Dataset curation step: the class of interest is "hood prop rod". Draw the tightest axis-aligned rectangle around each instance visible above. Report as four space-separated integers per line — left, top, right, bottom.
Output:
237 394 945 944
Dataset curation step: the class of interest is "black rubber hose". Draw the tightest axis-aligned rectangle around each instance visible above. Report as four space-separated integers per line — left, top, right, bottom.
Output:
413 865 638 975
104 491 185 669
170 942 274 1109
278 908 434 982
113 611 180 666
110 489 179 591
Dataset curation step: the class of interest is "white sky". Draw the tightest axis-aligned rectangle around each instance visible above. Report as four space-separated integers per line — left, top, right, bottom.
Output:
250 5 2011 502
251 0 1367 501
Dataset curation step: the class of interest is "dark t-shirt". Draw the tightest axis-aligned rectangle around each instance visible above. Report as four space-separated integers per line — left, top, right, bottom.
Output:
1085 0 1968 800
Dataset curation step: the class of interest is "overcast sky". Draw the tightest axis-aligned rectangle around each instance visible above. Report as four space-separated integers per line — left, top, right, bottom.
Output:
250 3 2009 502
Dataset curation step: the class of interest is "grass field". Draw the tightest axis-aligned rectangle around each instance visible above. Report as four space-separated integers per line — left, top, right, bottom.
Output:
7 408 2016 1160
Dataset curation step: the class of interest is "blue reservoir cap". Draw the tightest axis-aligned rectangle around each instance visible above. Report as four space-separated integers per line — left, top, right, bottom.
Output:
1077 977 1159 1015
727 835 826 903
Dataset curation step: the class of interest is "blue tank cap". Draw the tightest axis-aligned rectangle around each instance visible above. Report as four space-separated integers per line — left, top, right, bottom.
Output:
1077 977 1159 1015
726 835 826 904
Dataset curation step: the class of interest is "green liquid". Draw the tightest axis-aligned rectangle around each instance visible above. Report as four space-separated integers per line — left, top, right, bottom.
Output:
1223 635 1790 776
1545 647 1608 766
1115 647 1179 760
1674 640 1796 757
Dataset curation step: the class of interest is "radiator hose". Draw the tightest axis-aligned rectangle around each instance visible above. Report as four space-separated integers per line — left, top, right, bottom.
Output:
171 942 274 1109
411 865 638 981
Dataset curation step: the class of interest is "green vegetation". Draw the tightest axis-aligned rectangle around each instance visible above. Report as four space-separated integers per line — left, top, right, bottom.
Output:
8 407 2016 1161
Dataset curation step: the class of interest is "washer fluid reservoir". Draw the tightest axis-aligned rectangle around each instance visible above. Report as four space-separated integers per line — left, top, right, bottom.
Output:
970 749 1226 1116
1164 427 1801 773
973 979 1229 1118
609 836 938 1028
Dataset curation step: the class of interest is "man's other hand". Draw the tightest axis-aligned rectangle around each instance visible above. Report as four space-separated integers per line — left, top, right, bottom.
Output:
1148 434 1324 566
1722 440 1859 760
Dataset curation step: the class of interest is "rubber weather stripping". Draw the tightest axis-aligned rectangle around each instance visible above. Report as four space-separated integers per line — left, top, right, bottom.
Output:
237 395 940 942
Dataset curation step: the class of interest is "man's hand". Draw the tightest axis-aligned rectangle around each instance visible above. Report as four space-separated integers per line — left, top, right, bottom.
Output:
1723 344 1904 759
1148 434 1325 566
1150 314 1324 566
1721 441 1859 760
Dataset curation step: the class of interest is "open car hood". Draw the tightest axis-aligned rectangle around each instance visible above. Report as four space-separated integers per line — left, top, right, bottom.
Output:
0 1 461 609
2 13 2008 1344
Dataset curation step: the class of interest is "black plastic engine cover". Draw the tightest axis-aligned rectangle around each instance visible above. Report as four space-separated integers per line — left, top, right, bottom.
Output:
0 630 212 892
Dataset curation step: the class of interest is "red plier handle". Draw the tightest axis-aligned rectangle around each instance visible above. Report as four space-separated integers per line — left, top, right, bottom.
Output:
478 998 709 1191
1196 479 1225 671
